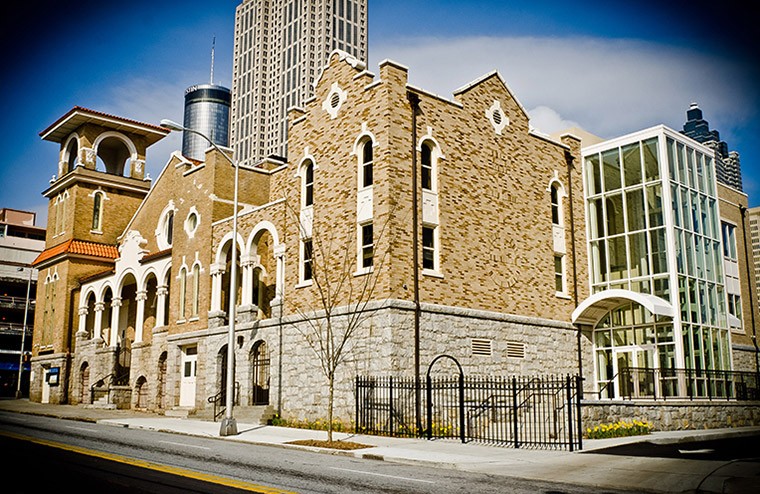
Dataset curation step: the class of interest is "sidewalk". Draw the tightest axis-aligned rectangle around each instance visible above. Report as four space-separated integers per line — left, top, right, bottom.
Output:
1 398 758 493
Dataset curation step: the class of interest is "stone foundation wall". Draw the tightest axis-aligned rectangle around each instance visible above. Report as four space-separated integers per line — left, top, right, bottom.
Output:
582 400 760 431
732 344 759 373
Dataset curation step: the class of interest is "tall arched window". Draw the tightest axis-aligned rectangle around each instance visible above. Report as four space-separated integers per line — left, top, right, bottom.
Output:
178 267 187 320
191 264 200 318
92 192 104 231
421 142 433 191
165 211 174 246
361 139 373 188
551 183 561 225
303 161 314 207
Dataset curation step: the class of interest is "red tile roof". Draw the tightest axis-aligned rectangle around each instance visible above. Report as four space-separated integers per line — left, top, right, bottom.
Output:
33 239 119 266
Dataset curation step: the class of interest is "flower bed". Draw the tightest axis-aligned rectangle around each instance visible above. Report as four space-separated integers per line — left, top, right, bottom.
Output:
585 420 652 439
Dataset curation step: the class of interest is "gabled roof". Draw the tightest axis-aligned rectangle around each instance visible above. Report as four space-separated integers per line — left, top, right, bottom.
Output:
32 239 119 267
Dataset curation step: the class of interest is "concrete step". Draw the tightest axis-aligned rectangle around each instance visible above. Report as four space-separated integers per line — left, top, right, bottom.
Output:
191 404 274 425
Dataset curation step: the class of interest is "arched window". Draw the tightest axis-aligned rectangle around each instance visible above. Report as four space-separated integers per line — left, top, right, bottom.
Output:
421 142 433 191
551 183 561 225
303 161 314 207
92 192 104 231
361 139 373 188
191 264 200 318
165 211 174 246
178 266 187 320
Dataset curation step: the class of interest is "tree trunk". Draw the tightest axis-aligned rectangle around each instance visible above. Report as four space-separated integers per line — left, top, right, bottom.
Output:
327 374 334 443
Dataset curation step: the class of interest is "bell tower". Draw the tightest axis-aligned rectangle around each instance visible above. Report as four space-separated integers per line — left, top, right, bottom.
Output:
30 107 168 404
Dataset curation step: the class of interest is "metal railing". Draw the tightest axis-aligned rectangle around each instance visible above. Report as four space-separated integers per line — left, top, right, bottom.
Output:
593 367 760 401
356 374 583 451
208 382 240 421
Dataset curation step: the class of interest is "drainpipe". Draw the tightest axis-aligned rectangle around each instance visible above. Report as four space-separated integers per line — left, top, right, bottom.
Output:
739 205 759 375
407 91 422 434
565 150 582 384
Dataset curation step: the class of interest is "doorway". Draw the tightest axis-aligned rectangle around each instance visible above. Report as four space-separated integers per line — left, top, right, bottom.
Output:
179 346 197 407
613 345 657 398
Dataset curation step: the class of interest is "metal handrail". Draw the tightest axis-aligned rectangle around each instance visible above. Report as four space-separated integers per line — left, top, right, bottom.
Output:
208 382 240 421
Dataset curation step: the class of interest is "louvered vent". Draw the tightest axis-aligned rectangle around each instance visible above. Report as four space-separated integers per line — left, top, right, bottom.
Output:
471 338 492 356
506 341 526 359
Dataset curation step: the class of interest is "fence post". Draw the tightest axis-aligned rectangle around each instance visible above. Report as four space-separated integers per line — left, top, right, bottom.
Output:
512 376 519 449
426 374 432 440
566 375 574 452
576 374 583 451
459 372 465 443
355 376 359 434
389 376 394 435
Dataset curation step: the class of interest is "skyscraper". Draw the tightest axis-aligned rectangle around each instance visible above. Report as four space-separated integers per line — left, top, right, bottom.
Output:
182 83 232 161
681 103 743 191
181 39 232 162
231 0 368 167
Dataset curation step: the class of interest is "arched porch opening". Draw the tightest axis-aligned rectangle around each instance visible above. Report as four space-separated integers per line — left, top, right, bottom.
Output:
250 340 270 405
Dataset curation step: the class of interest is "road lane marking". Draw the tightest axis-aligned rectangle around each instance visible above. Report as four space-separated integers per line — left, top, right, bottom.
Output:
66 426 98 432
160 440 212 450
0 430 294 494
330 466 436 483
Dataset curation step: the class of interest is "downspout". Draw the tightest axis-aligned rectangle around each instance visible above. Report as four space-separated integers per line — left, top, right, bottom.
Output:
739 205 759 375
407 91 422 434
565 150 582 382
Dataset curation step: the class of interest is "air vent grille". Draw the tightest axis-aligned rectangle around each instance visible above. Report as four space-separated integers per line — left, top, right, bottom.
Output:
471 338 492 356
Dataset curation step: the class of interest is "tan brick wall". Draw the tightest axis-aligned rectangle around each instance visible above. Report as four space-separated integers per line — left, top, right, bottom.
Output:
718 183 760 364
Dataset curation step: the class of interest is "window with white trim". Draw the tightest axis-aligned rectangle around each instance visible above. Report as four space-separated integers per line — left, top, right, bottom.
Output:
360 139 373 188
303 160 314 207
191 264 200 318
422 226 436 271
551 183 561 225
421 142 433 191
178 266 187 320
360 222 373 269
554 255 565 294
92 191 104 231
302 239 313 282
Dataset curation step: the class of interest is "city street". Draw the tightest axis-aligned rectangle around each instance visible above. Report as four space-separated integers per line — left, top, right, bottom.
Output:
0 411 635 494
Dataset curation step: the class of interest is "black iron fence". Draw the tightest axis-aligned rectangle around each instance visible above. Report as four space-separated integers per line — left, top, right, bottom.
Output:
599 367 760 401
356 374 583 451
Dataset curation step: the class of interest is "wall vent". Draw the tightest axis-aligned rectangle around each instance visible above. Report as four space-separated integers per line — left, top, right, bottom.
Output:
471 338 492 356
506 341 526 359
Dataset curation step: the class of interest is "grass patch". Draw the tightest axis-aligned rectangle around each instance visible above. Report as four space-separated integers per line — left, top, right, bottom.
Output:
287 439 371 450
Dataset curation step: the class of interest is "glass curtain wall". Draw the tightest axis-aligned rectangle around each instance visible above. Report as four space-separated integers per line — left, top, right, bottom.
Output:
584 127 731 399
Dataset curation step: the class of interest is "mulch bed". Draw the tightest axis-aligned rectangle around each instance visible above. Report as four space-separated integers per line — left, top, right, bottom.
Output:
287 439 372 450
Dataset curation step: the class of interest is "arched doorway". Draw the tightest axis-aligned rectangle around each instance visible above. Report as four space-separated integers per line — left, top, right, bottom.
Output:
250 341 270 405
135 376 148 408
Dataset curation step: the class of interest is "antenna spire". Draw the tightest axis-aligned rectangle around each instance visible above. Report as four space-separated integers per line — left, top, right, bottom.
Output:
210 36 216 85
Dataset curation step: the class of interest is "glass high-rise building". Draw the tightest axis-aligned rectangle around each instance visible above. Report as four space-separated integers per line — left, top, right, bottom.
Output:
575 125 734 399
231 0 368 167
182 83 232 161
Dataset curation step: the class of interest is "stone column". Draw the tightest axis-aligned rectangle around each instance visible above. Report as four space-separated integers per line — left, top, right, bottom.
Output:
109 297 122 347
210 263 225 312
155 285 168 328
76 306 89 338
134 290 147 344
240 255 254 306
94 302 105 341
271 244 286 318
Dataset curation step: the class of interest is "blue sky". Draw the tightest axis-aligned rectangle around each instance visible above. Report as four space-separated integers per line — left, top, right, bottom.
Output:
1 0 757 227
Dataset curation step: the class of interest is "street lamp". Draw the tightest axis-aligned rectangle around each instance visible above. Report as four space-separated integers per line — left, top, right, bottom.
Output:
16 266 34 398
160 118 240 436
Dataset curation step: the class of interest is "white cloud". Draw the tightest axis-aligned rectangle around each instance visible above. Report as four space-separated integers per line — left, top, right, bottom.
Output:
369 35 758 139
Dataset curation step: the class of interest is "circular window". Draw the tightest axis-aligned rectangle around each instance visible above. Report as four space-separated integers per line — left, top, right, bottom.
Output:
185 210 199 238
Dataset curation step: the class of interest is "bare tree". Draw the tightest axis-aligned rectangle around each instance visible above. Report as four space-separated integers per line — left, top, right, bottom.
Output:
287 200 394 442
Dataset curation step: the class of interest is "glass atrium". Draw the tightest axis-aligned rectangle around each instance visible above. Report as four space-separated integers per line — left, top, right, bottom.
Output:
581 126 731 399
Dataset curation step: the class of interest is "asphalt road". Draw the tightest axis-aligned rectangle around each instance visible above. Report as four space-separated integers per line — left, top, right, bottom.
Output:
586 433 760 461
0 411 637 494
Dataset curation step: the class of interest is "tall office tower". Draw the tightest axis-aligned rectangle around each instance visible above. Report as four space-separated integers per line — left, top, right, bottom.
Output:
681 103 743 191
750 207 760 312
182 83 232 161
231 0 368 167
182 40 232 161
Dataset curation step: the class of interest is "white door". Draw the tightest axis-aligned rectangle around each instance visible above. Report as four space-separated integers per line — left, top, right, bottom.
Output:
179 346 197 407
41 369 51 403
